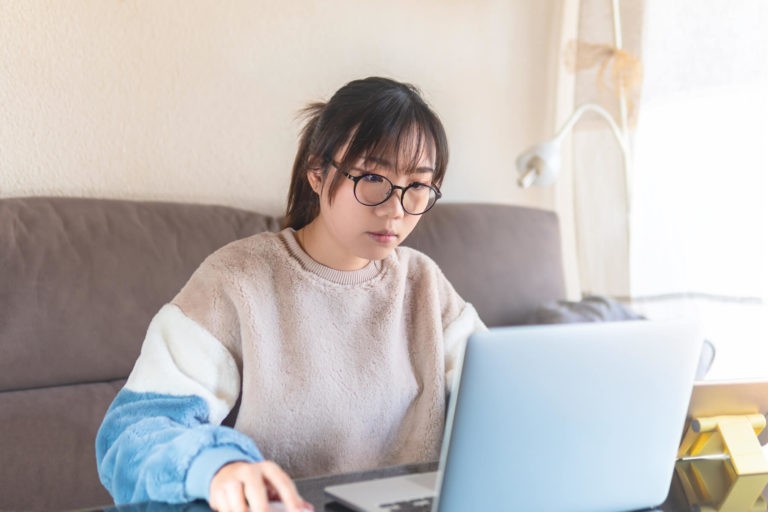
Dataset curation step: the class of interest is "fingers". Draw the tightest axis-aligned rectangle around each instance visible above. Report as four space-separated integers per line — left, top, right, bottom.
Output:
210 479 252 512
259 461 308 512
209 460 312 512
241 467 269 512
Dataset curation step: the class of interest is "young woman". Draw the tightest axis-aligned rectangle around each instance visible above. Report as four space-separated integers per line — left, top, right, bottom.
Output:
96 77 485 512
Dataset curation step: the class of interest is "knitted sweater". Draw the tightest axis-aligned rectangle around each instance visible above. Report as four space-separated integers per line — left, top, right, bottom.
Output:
96 228 485 504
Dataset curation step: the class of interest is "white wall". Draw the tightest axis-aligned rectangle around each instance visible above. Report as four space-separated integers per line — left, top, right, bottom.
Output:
0 1 560 215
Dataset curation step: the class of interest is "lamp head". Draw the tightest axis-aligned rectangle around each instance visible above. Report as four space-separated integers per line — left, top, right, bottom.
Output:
515 139 562 188
515 103 627 189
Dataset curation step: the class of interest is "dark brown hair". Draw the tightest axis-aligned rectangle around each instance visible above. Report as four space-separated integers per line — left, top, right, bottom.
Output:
284 77 449 230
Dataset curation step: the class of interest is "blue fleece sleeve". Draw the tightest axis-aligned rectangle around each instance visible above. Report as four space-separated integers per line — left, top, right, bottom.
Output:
96 389 263 505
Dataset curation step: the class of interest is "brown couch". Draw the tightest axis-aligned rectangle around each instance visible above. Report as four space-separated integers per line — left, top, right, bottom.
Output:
0 197 566 511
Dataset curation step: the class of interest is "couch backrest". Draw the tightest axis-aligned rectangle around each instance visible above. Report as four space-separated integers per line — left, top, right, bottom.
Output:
0 197 281 394
404 202 565 327
0 197 564 510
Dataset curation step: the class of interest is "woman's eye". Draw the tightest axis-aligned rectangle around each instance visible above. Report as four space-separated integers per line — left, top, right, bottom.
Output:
410 182 429 190
361 174 386 184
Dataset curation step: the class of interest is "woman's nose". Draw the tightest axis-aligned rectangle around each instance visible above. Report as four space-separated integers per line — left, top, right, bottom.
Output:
375 189 405 218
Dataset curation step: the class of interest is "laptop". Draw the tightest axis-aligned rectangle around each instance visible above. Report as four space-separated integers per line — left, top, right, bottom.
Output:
325 321 702 512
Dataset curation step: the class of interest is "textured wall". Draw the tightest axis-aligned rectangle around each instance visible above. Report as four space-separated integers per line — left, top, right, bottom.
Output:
0 1 558 214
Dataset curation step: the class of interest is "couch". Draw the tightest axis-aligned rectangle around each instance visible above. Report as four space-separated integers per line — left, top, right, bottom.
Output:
0 197 566 511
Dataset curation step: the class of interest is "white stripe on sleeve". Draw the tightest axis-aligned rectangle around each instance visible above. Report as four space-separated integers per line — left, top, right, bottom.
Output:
125 303 240 425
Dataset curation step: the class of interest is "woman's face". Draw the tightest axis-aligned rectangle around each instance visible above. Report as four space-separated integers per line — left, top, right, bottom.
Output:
304 144 437 271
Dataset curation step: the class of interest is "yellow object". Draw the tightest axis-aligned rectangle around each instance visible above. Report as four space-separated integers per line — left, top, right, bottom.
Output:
675 458 768 511
678 414 768 475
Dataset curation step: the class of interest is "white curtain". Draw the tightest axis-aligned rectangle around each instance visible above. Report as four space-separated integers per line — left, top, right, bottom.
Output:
628 0 768 379
559 0 767 379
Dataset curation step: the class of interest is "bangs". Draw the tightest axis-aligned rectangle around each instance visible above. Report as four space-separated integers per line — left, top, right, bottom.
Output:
340 119 439 178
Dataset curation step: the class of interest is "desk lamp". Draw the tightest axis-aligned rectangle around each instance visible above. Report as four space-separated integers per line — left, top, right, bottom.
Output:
515 102 628 189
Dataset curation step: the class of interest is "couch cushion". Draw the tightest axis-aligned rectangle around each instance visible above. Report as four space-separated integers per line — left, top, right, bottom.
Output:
528 295 645 324
527 295 716 379
404 203 566 327
0 197 281 392
0 379 125 511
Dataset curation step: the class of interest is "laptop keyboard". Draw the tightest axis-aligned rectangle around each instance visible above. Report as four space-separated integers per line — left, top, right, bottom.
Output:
379 497 434 511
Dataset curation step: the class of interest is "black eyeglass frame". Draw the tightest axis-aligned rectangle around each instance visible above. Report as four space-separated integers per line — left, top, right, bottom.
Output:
328 162 442 215
340 170 442 215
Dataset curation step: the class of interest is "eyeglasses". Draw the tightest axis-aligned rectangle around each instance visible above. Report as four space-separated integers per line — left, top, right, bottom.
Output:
331 164 442 215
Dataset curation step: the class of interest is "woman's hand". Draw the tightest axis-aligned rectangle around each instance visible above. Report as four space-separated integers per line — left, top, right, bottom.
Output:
209 460 313 512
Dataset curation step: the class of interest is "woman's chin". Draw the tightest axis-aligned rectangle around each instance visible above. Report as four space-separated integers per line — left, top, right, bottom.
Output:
359 245 397 262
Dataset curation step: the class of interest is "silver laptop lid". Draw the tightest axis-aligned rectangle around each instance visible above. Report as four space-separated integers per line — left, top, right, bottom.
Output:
434 321 701 512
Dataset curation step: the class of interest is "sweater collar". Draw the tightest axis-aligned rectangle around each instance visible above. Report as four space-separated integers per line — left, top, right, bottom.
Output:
280 228 384 285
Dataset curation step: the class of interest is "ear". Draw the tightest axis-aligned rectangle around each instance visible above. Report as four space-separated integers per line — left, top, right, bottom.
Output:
306 168 323 194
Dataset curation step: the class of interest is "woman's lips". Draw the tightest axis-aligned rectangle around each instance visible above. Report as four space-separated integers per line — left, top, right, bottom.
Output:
367 231 398 244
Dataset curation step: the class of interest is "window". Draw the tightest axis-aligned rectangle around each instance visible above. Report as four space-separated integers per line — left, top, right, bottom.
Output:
629 0 767 379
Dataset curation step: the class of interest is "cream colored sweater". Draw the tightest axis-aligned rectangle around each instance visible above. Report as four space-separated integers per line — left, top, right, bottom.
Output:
173 228 485 477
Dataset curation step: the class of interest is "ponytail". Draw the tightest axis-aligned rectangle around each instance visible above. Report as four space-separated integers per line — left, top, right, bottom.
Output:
284 103 325 230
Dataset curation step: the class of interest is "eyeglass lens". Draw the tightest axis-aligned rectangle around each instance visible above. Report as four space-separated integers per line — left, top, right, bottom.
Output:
355 175 436 214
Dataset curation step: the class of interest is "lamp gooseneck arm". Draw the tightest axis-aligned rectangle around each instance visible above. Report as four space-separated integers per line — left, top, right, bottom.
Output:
515 102 630 189
552 103 629 155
